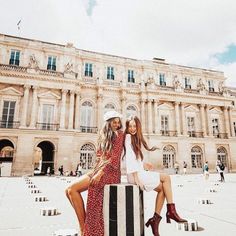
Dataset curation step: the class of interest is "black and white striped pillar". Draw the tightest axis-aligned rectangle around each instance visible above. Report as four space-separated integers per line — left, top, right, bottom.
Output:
103 184 144 236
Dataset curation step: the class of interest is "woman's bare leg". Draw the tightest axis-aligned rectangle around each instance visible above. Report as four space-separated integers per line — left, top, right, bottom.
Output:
154 183 165 214
65 174 90 234
159 173 173 203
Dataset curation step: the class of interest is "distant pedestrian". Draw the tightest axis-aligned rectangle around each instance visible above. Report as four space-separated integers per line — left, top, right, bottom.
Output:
0 162 3 177
58 165 64 176
216 159 225 182
76 163 82 177
183 161 187 175
47 166 51 176
174 162 180 174
203 161 209 180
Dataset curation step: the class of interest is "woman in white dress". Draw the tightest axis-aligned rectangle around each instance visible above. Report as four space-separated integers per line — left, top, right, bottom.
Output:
124 116 186 236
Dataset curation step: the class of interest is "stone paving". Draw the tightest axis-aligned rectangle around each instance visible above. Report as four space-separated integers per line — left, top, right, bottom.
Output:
0 173 236 236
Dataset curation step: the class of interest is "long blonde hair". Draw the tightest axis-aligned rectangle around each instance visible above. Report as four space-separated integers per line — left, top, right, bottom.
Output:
97 117 122 155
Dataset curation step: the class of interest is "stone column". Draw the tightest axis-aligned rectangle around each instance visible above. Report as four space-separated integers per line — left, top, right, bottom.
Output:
20 84 31 127
121 97 127 125
181 103 187 135
154 99 160 134
59 89 68 129
29 86 39 128
97 93 103 131
68 90 75 130
74 89 81 130
228 106 235 137
174 102 180 136
223 106 230 136
206 105 213 136
200 104 206 137
140 99 146 133
147 99 153 134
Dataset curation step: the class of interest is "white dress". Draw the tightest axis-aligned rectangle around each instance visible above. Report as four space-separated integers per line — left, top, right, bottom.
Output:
124 134 160 192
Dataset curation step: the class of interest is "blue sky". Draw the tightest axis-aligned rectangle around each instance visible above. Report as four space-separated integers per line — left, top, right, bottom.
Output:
0 0 236 87
215 44 236 64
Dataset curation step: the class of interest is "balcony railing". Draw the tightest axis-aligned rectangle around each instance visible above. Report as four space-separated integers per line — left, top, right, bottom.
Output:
160 130 177 137
127 82 140 89
188 131 204 138
0 121 20 129
213 133 228 139
80 126 98 133
104 80 120 87
36 123 59 131
0 63 27 72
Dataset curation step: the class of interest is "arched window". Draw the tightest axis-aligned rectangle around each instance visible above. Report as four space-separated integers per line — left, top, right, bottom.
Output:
80 101 93 128
80 144 96 170
126 105 138 118
191 146 203 168
217 147 227 167
104 103 116 114
163 145 175 168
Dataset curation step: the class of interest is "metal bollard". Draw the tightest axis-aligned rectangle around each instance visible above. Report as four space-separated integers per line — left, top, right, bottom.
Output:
176 219 198 231
103 184 144 236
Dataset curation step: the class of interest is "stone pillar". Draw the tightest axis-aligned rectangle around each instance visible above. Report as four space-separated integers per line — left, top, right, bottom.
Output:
223 106 230 136
121 97 127 125
74 89 81 130
97 93 103 131
29 86 39 128
20 84 31 127
206 105 213 136
59 89 68 129
68 90 75 130
200 104 206 137
174 102 180 136
147 99 153 134
154 99 160 134
228 106 235 137
140 99 146 133
181 103 187 135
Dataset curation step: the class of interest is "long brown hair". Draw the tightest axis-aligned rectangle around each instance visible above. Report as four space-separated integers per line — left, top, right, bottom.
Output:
97 117 122 155
124 116 158 160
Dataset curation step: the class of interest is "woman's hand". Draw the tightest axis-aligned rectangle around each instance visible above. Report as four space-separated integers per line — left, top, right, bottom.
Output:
143 162 154 171
90 170 104 186
136 179 145 191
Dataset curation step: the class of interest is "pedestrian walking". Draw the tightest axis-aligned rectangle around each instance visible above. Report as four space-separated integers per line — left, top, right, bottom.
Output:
203 161 209 180
183 161 187 175
216 159 225 182
58 165 64 176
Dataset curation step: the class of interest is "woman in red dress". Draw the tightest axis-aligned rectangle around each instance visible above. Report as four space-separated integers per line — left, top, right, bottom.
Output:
65 111 124 236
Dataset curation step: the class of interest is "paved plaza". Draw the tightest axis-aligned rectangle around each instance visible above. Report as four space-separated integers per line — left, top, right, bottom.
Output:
0 173 236 236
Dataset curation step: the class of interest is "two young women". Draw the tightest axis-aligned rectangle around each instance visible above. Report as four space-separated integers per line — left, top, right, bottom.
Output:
66 112 186 236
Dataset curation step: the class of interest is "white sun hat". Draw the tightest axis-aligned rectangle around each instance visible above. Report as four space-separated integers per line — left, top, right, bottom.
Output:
103 110 122 121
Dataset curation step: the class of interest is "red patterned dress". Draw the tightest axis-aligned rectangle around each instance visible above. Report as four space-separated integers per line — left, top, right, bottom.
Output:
84 130 124 236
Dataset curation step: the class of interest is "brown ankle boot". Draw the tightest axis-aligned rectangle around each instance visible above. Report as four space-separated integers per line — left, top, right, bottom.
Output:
145 213 162 236
166 203 187 223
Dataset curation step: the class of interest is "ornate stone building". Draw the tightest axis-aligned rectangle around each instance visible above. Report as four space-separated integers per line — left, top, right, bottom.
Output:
0 33 236 176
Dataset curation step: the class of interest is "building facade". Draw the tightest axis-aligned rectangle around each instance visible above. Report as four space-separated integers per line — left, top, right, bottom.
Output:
0 33 236 176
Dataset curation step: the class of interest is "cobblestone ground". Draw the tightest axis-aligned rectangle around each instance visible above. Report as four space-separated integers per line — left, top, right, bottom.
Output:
0 173 236 236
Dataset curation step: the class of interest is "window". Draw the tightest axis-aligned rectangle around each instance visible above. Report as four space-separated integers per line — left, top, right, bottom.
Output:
81 101 93 129
126 105 137 118
85 63 93 77
107 66 114 80
208 80 214 92
104 103 115 114
47 56 56 71
163 145 175 168
42 104 54 130
9 50 20 66
161 115 169 135
159 73 166 86
184 77 191 89
128 70 135 83
187 117 195 137
191 146 203 168
80 144 96 170
212 118 219 137
217 147 227 168
1 101 16 128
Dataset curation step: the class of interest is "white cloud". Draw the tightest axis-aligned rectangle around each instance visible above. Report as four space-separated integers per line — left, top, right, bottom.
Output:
0 0 236 86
